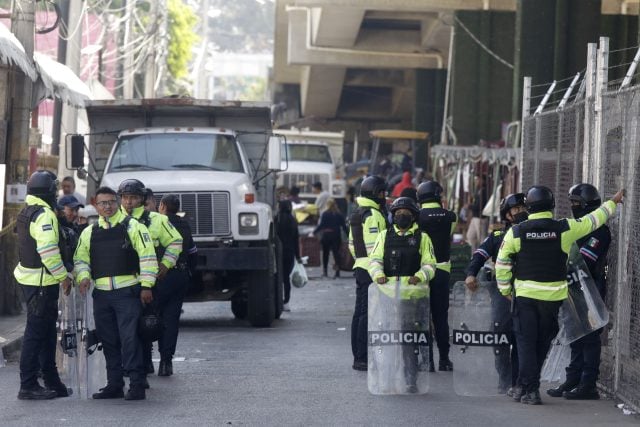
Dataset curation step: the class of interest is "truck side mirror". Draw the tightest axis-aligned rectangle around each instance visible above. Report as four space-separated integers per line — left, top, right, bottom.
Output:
70 135 85 169
267 135 284 171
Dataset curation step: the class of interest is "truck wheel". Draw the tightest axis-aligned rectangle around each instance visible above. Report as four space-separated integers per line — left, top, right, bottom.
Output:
231 298 248 320
247 269 276 327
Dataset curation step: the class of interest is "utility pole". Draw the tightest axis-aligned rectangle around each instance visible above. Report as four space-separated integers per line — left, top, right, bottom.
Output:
1 0 35 314
51 0 70 157
123 0 135 99
144 0 158 98
57 0 83 180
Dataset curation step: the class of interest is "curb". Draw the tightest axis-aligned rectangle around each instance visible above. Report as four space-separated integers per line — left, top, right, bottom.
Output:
1 324 24 363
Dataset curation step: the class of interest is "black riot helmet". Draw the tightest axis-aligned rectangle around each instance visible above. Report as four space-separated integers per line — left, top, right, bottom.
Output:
568 183 601 218
499 193 526 222
27 170 58 197
360 175 387 204
389 196 420 218
416 181 443 204
525 186 555 213
117 179 146 199
138 306 163 342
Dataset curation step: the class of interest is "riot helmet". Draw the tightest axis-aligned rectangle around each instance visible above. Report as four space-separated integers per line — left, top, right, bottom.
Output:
499 193 527 223
569 183 601 218
389 196 420 217
416 181 443 203
138 306 163 342
27 170 58 197
117 179 146 199
360 175 387 204
525 186 555 213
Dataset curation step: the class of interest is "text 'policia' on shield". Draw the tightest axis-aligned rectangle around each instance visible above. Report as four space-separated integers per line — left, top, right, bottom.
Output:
368 331 430 346
452 330 510 346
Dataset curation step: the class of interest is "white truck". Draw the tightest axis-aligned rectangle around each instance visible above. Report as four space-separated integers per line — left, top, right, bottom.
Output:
69 99 285 327
274 128 346 211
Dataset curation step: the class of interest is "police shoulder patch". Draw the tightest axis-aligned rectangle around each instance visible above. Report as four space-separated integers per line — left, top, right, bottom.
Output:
142 233 151 243
369 227 378 233
42 224 53 231
587 237 600 248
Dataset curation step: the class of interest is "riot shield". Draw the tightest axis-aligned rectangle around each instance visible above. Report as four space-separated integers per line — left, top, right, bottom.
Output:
540 339 570 383
77 288 107 399
556 243 609 344
56 286 80 397
450 281 512 396
367 281 430 395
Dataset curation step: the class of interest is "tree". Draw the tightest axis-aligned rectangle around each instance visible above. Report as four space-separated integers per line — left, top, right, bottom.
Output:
167 0 199 80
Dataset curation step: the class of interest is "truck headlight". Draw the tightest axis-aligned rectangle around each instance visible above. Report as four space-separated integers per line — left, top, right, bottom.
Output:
239 213 259 235
332 183 344 196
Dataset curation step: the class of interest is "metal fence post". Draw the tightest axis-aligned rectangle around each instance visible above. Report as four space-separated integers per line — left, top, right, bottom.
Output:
554 110 564 199
520 76 531 191
583 43 597 182
593 37 609 191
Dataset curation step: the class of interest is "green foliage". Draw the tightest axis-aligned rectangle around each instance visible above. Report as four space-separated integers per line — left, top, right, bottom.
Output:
208 0 274 53
167 0 199 80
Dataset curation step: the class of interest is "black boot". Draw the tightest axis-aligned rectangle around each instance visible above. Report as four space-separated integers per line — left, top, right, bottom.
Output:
546 380 579 397
18 384 57 400
520 389 542 405
158 359 173 377
438 358 453 371
322 268 328 278
124 385 146 400
352 360 367 371
44 380 72 398
92 384 124 399
146 360 155 374
564 383 600 400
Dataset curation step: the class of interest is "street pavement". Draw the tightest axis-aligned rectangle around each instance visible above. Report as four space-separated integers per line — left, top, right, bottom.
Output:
0 267 637 426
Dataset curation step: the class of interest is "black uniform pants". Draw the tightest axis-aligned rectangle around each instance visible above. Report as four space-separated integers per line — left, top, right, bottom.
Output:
321 233 341 274
514 296 562 393
429 269 450 360
351 267 371 363
566 329 602 386
19 284 61 389
282 249 295 304
93 286 145 388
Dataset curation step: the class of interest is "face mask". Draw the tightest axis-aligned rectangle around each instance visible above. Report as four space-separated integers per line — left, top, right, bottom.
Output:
512 212 529 224
394 214 413 229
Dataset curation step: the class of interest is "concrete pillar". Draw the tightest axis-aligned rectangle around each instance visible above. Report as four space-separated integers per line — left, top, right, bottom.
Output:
413 69 445 171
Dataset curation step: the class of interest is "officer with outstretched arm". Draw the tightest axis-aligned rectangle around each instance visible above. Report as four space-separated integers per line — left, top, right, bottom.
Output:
495 185 623 405
74 186 159 400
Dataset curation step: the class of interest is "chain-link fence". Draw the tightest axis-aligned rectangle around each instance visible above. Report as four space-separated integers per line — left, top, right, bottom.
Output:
521 41 640 409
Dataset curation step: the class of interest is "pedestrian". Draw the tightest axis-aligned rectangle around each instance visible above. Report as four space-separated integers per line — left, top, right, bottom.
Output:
156 194 198 376
496 185 624 405
314 198 348 278
312 181 330 214
466 175 489 250
547 184 611 400
276 200 301 312
74 186 158 400
60 175 86 205
14 170 73 400
58 195 88 235
348 176 388 371
118 179 183 377
289 186 301 204
392 171 413 198
464 193 528 395
416 181 457 371
367 196 437 392
144 188 157 212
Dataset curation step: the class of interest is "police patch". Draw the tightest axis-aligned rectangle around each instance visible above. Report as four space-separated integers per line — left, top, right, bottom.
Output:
407 237 417 246
369 227 378 233
42 224 53 231
142 233 151 242
587 237 600 248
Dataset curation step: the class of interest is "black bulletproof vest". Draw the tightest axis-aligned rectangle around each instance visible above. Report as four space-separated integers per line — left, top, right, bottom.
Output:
167 214 191 264
17 205 47 268
89 217 140 279
418 207 456 263
512 218 569 282
349 206 373 258
383 228 422 277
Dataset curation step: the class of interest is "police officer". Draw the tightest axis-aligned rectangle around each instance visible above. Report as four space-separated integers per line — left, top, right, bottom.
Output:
465 193 527 394
416 181 456 371
547 184 611 400
368 197 437 391
117 179 183 375
14 170 72 400
348 176 388 371
156 194 198 377
74 186 158 400
496 185 623 405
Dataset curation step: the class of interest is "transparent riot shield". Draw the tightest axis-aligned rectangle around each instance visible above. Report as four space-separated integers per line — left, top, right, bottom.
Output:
450 281 512 396
367 281 430 395
557 243 609 344
56 286 80 397
541 339 571 383
78 288 107 399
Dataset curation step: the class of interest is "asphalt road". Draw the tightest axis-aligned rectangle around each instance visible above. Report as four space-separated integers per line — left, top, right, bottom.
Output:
0 267 637 426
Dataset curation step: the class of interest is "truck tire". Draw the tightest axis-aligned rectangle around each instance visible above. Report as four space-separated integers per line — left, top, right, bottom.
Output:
231 297 248 320
247 269 276 327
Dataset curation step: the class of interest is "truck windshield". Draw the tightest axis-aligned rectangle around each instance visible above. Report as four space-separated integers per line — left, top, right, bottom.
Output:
108 133 244 173
282 144 332 163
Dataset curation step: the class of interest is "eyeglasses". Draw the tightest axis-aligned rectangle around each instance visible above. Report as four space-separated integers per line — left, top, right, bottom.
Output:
96 200 118 208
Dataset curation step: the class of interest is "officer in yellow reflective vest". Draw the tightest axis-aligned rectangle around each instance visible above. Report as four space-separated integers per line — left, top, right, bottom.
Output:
348 176 388 371
496 185 624 405
14 170 72 400
74 186 158 400
117 179 183 376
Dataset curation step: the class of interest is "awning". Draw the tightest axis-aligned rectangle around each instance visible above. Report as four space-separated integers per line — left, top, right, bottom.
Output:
33 52 92 108
0 22 36 81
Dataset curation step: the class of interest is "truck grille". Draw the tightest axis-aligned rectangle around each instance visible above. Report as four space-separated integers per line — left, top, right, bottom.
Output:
153 192 230 237
278 173 329 195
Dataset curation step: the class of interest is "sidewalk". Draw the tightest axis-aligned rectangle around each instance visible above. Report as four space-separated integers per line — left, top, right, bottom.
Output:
0 312 25 364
